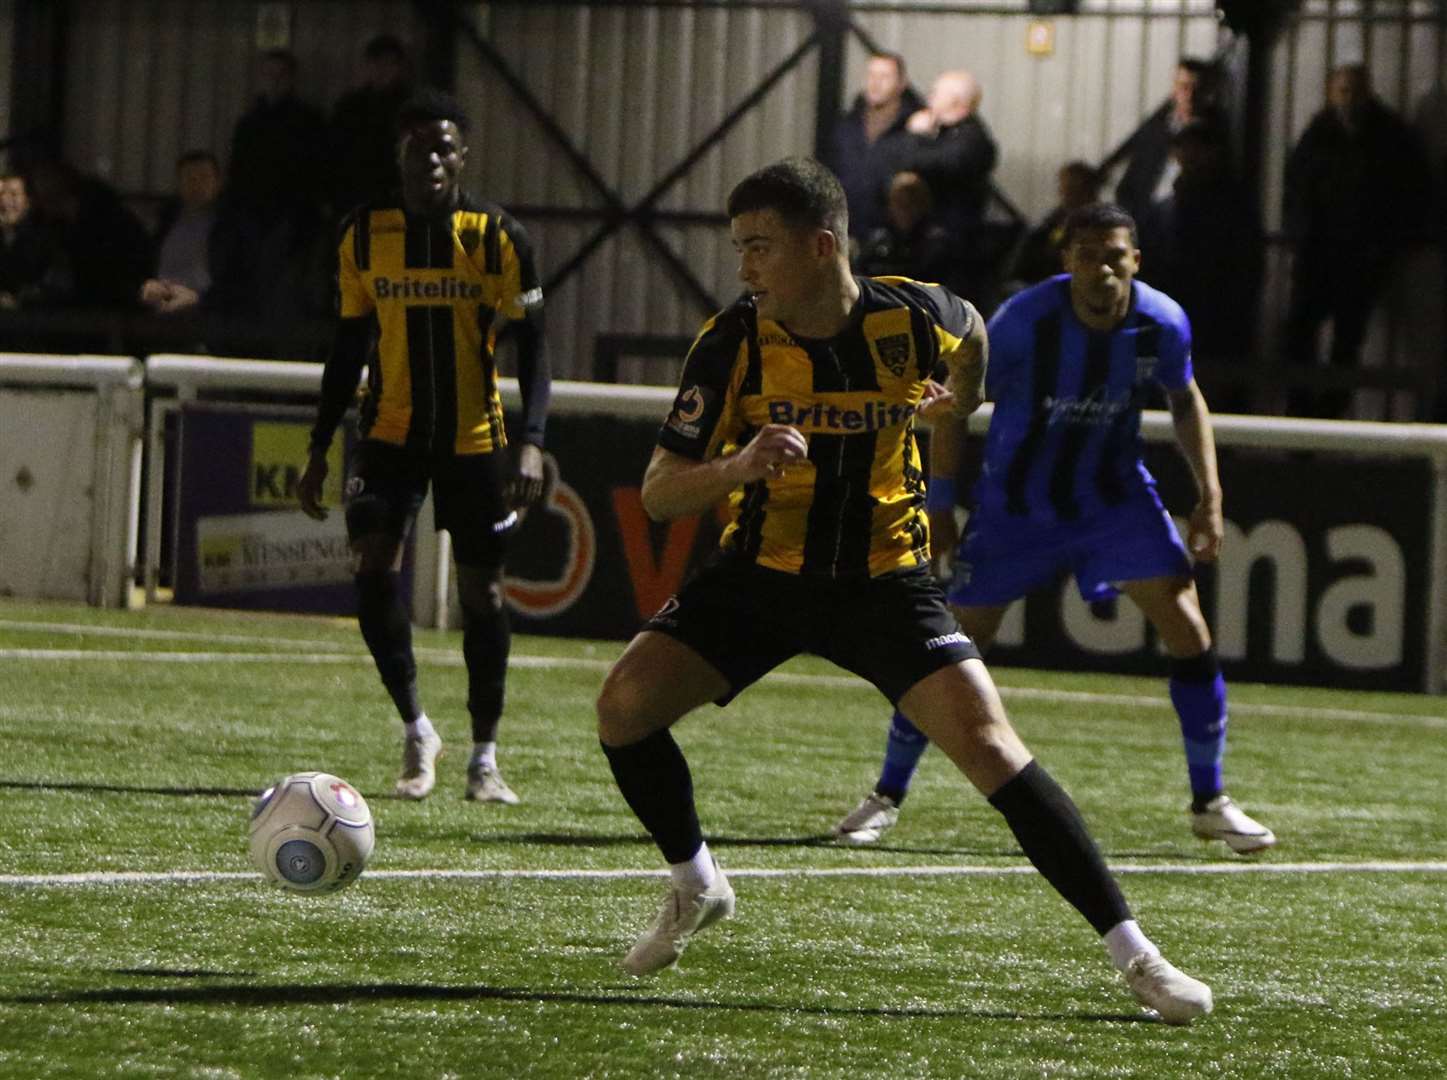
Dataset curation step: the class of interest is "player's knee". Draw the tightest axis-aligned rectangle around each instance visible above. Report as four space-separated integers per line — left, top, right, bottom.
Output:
595 671 632 742
595 668 661 746
1163 613 1212 658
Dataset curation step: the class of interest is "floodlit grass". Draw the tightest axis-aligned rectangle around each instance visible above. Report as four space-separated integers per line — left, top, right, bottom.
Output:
1 598 1444 1079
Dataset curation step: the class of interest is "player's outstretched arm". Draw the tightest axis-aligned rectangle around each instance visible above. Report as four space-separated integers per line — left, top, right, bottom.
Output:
641 424 807 522
943 302 988 417
1166 379 1224 563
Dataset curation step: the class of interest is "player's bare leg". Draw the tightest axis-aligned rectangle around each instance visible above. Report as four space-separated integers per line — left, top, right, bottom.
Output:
836 603 1008 842
899 659 1213 1024
598 632 737 975
1123 576 1275 853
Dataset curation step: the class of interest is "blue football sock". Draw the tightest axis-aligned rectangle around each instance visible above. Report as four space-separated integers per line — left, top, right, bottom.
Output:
1168 651 1227 805
876 710 930 805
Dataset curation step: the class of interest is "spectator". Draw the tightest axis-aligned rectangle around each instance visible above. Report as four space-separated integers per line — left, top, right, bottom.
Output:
1114 58 1226 221
1006 160 1102 290
0 170 70 310
899 70 997 236
826 51 926 243
25 158 152 308
330 34 412 215
856 170 952 282
895 70 999 299
1139 122 1263 413
1413 84 1447 421
228 49 329 240
139 150 225 314
1282 64 1432 417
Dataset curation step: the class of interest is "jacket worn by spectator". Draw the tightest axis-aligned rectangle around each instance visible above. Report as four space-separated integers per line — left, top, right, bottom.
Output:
898 114 998 242
1284 98 1430 251
827 85 926 240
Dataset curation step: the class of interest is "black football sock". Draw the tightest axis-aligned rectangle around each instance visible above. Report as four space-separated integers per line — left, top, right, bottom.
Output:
460 581 510 745
600 730 704 864
355 570 420 723
987 760 1132 935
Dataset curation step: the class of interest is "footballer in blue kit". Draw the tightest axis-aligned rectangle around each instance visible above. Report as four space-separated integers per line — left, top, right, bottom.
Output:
837 202 1276 855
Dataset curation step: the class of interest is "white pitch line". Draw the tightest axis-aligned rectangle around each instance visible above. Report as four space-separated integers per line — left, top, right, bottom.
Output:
4 618 1446 727
2 861 1446 888
2 643 1444 730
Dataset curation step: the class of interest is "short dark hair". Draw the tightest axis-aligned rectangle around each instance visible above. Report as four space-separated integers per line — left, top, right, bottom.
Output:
726 157 848 241
397 88 471 135
364 34 406 61
1062 202 1138 248
176 149 220 172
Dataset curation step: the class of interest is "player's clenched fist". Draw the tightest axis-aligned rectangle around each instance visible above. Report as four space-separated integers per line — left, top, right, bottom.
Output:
729 423 808 483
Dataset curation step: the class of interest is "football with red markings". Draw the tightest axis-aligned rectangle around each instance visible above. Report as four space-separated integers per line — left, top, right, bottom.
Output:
248 772 374 893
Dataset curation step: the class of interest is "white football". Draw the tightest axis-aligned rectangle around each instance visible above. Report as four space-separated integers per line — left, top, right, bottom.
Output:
248 771 374 893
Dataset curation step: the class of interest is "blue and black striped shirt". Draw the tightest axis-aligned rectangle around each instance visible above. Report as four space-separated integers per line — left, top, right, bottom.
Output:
973 275 1192 524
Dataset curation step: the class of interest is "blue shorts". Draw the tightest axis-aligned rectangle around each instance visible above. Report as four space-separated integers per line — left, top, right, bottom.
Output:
947 490 1191 607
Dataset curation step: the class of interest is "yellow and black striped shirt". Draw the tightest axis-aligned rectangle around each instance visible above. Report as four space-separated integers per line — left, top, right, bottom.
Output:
337 195 542 455
657 277 973 578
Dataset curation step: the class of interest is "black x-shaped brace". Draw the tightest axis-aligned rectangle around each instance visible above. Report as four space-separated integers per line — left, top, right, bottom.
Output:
440 3 823 316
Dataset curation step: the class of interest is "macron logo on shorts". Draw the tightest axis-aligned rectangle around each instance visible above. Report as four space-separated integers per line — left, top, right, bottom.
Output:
925 631 969 650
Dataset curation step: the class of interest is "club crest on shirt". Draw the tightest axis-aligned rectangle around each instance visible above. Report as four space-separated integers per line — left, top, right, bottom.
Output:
459 227 481 255
1136 355 1158 383
875 333 912 377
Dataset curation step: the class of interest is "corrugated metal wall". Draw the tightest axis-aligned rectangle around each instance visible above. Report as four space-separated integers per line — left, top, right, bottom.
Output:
456 2 820 382
46 0 1447 397
456 0 1225 379
0 0 14 152
61 0 426 194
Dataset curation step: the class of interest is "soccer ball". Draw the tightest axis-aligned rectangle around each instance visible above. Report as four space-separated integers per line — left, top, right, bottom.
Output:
248 772 374 893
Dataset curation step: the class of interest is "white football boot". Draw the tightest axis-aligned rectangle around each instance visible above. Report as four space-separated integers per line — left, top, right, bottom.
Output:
1123 952 1214 1025
622 865 736 976
465 762 520 805
1190 795 1276 854
834 791 900 844
394 731 442 800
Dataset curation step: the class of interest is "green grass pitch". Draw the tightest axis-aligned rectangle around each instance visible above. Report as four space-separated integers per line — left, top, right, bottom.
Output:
1 599 1444 1078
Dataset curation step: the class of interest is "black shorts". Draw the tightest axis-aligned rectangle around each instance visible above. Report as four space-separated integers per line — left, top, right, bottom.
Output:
343 440 515 567
644 558 980 706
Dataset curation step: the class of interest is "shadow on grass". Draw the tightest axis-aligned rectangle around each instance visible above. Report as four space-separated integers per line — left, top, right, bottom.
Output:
0 779 261 798
480 831 1008 858
113 968 256 979
0 779 418 803
3 981 1156 1024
